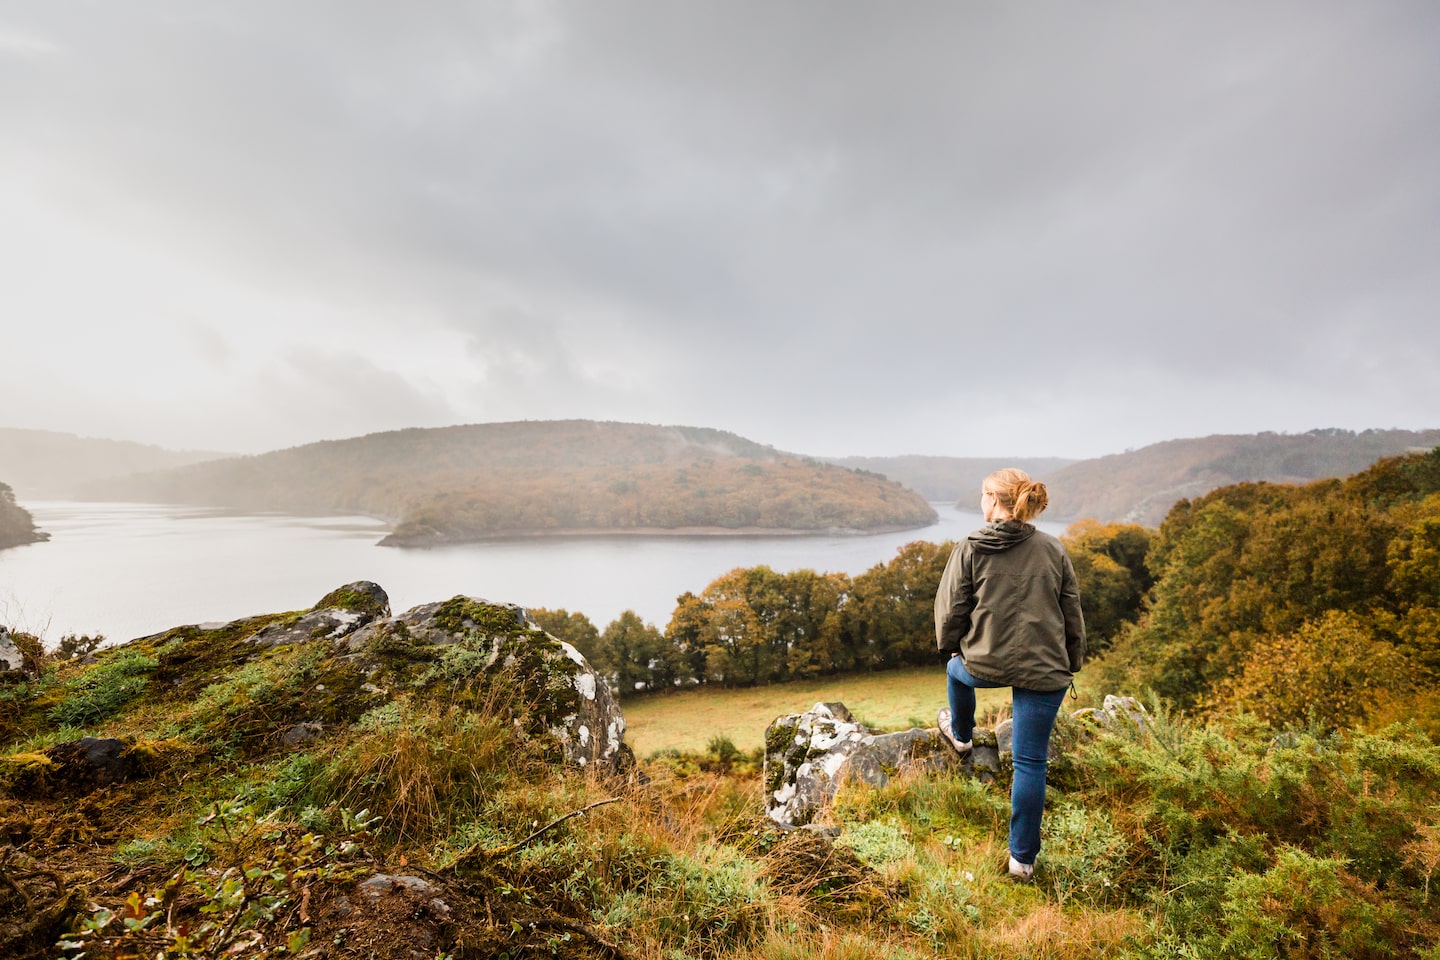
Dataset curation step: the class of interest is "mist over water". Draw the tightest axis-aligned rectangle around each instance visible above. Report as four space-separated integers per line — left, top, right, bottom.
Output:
0 501 1066 646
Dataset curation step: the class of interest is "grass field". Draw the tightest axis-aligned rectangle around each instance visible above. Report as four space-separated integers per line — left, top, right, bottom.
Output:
621 665 1014 756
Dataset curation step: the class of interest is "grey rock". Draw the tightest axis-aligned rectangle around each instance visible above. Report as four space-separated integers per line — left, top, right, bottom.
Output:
31 736 137 793
1101 694 1149 728
763 702 961 828
251 581 391 647
1074 695 1150 731
358 874 437 900
764 694 1148 826
356 875 452 919
77 737 128 783
0 626 22 672
994 718 1013 754
282 722 324 747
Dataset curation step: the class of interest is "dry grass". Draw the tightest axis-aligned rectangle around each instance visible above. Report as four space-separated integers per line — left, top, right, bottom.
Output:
956 903 1151 960
321 697 533 843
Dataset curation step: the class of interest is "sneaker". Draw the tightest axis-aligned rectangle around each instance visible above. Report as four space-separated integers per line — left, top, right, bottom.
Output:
936 708 972 756
1008 856 1034 881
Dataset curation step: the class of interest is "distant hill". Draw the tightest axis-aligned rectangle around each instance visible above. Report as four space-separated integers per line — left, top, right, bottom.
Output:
0 428 229 499
1043 428 1440 526
84 421 938 545
825 455 1079 502
0 480 48 550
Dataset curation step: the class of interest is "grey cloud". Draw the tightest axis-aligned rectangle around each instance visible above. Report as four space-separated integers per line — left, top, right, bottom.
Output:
1 1 1438 457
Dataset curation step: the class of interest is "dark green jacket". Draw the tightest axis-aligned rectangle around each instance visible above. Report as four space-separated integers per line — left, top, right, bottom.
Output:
934 520 1085 691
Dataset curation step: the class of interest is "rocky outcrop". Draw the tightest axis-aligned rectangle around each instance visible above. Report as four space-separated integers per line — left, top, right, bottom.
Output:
764 697 1148 828
340 592 627 768
0 481 47 550
238 582 626 768
29 582 627 772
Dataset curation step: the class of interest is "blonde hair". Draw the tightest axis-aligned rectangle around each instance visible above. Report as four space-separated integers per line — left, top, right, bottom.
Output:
984 468 1050 523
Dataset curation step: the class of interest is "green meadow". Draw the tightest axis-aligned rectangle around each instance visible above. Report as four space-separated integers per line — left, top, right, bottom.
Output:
622 665 1014 756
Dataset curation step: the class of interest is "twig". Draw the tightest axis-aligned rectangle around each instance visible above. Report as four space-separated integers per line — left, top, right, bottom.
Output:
0 866 33 910
511 916 633 960
484 797 623 864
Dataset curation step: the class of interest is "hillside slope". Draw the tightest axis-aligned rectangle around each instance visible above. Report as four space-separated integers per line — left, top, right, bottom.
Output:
825 455 1078 501
87 420 938 544
0 428 229 499
1042 427 1440 525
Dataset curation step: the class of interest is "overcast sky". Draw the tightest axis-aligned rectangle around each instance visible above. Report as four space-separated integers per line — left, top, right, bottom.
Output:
2 2 1438 460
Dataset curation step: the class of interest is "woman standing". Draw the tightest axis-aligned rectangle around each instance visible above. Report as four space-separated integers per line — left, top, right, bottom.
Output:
934 468 1085 880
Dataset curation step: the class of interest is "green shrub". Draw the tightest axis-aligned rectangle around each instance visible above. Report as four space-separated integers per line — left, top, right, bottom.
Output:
1041 804 1129 906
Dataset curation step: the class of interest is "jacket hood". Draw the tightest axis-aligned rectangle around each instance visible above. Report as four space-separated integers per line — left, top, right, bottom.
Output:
967 519 1037 553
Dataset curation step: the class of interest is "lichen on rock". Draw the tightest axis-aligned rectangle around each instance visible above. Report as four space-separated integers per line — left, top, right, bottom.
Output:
762 702 960 828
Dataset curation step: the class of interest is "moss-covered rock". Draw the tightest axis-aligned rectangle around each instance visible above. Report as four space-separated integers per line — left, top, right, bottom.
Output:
6 582 623 772
762 702 962 828
341 595 627 768
312 581 391 619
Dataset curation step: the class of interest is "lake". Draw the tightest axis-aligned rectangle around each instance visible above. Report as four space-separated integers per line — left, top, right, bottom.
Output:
0 501 1067 645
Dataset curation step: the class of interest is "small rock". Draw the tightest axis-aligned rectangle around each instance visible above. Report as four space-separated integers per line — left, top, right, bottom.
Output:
282 722 324 747
358 874 438 900
1086 694 1148 729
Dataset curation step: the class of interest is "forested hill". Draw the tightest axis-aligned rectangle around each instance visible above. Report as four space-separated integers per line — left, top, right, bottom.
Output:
1040 428 1440 525
824 455 1078 502
0 481 47 550
0 428 228 499
84 421 938 545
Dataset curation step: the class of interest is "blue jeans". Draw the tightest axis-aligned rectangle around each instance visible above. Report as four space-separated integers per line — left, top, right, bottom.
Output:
947 655 1068 865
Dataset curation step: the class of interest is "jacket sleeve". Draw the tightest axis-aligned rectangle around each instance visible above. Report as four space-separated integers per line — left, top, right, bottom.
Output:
1060 550 1086 673
934 544 974 654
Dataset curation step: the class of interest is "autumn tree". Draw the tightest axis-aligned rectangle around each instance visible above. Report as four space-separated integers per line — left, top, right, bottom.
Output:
1062 520 1155 653
1216 610 1410 731
844 541 953 670
599 610 668 695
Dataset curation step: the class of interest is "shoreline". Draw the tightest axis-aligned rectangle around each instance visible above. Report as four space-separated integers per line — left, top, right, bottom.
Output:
378 521 934 548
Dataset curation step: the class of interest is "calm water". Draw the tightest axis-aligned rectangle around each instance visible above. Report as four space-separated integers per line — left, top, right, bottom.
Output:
0 501 1066 645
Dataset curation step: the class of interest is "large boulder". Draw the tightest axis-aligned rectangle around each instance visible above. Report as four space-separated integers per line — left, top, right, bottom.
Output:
763 702 960 828
341 593 627 768
127 583 626 769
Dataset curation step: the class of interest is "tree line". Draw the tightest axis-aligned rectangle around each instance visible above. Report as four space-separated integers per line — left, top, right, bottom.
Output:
531 520 1154 695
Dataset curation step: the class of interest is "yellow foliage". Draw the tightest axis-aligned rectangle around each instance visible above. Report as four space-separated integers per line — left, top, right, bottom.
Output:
1216 610 1411 730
